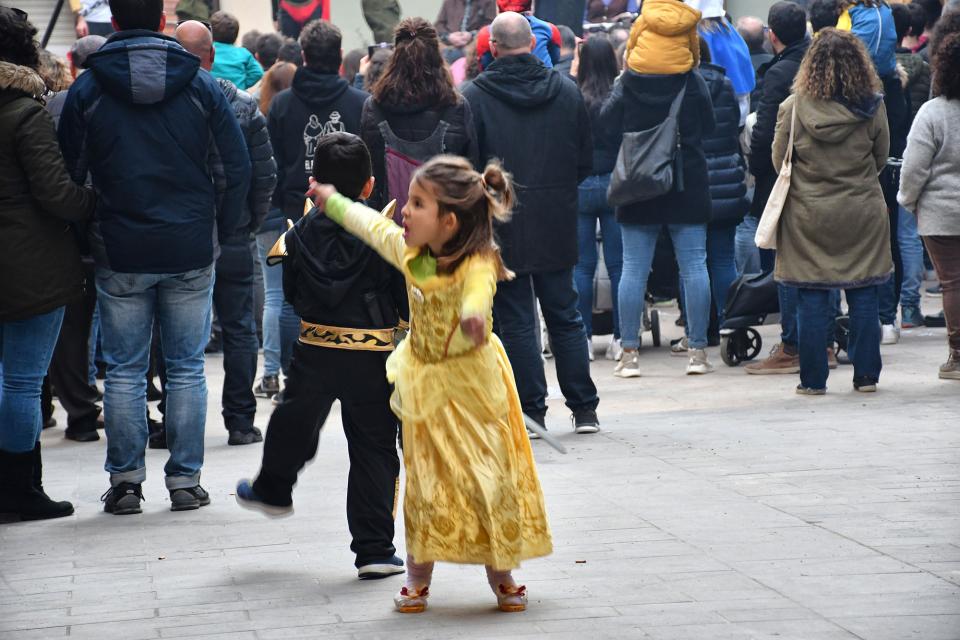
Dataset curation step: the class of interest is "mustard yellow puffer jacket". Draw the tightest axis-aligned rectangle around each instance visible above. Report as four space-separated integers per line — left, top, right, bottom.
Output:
626 0 702 75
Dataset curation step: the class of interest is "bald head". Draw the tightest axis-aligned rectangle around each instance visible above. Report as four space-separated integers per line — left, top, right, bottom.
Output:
490 11 535 57
736 16 766 54
176 20 215 70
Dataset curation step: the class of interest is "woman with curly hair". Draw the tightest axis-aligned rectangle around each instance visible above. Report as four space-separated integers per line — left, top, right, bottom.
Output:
359 16 478 212
771 28 892 395
0 7 96 522
898 33 960 381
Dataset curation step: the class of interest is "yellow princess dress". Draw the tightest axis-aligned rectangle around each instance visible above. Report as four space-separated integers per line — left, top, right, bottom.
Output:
324 193 552 571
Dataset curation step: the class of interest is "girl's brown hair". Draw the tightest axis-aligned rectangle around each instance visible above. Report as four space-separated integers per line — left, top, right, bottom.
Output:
371 17 458 108
259 61 297 116
413 155 515 281
793 28 882 105
932 32 960 100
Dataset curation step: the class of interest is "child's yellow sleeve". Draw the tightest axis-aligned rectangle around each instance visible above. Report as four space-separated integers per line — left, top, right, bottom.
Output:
627 16 643 54
325 193 407 272
460 257 497 319
690 30 701 69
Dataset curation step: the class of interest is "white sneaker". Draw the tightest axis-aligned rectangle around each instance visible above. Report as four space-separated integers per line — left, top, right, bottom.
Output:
881 322 900 345
605 337 623 361
586 336 595 361
613 350 641 378
686 349 715 375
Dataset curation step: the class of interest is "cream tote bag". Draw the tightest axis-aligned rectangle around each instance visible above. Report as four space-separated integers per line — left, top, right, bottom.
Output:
755 103 796 250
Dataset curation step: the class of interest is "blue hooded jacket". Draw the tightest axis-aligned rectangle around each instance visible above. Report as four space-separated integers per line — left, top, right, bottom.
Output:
843 2 898 79
59 30 251 274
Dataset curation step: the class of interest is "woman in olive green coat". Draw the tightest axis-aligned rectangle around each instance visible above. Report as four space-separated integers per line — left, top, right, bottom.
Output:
771 28 892 395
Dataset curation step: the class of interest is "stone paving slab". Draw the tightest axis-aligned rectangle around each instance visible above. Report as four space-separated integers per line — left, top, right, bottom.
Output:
1 301 958 639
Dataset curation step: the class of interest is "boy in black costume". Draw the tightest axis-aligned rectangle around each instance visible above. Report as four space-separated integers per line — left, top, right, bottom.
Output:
237 133 408 580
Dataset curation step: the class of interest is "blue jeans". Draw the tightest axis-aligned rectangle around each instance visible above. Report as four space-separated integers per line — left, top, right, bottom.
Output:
574 174 622 339
708 225 737 322
620 223 710 350
798 286 881 390
88 301 101 385
0 308 65 452
493 268 599 420
256 229 299 378
96 266 213 489
898 206 923 310
734 216 762 277
778 283 798 347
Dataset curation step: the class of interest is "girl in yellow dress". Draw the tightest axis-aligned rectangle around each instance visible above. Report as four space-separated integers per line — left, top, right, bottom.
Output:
307 155 552 613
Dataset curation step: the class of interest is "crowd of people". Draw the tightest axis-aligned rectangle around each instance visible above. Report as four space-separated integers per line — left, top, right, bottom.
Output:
1 0 958 615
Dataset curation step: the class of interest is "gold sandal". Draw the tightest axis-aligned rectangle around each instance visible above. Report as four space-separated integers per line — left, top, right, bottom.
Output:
495 583 527 613
394 585 429 613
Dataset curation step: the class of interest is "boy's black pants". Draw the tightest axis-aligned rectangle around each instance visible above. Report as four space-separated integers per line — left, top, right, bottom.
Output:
254 340 400 567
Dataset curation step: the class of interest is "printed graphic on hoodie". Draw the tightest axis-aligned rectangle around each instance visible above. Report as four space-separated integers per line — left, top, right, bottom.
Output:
303 111 346 172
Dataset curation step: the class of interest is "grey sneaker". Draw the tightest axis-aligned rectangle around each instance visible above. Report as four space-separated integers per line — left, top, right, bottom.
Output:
670 336 689 356
686 349 714 375
101 482 143 515
940 350 960 380
613 350 640 378
796 385 826 396
169 485 211 512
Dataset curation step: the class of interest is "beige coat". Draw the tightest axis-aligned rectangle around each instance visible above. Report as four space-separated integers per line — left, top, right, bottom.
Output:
773 94 893 289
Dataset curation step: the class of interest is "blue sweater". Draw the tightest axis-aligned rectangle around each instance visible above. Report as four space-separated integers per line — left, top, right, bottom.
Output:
212 42 264 90
843 3 898 79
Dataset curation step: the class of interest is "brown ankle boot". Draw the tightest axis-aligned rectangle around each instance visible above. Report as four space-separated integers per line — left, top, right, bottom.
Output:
744 343 800 375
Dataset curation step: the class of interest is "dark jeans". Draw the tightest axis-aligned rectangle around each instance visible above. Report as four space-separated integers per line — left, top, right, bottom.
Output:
779 283 798 348
255 342 400 566
924 236 960 350
48 261 101 433
798 286 881 390
494 268 599 420
213 243 259 433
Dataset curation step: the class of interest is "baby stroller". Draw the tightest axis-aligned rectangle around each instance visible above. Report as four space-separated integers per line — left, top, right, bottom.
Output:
719 270 780 366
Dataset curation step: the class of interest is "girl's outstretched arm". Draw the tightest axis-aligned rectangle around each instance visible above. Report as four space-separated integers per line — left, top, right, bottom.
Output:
459 257 497 347
309 180 407 272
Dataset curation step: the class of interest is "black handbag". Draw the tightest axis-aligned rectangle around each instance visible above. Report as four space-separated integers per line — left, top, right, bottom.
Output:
607 77 687 207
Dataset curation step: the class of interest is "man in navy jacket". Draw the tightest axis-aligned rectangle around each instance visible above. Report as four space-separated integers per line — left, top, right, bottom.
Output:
59 0 251 516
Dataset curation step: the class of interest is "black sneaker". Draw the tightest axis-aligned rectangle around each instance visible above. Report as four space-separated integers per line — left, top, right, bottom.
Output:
148 415 167 450
853 376 878 393
254 375 280 398
169 485 211 512
572 409 600 434
102 482 143 515
357 555 405 580
64 428 100 442
526 414 546 440
228 427 263 446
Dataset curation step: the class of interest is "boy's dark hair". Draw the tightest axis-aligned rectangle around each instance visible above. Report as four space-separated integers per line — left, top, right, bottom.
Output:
808 0 841 35
211 11 240 44
257 32 283 68
768 1 808 47
241 29 262 54
299 19 341 73
916 0 942 30
108 0 163 31
277 38 302 66
0 7 40 68
892 3 912 44
933 32 960 99
312 133 372 200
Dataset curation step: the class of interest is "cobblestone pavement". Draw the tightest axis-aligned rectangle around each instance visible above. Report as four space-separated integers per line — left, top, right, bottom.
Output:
1 301 958 640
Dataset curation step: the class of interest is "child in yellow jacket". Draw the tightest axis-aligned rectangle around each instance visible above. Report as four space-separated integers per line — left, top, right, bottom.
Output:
626 0 702 75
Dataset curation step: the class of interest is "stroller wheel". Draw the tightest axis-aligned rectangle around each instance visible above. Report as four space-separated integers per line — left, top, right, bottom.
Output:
741 328 763 361
720 334 741 366
650 310 661 347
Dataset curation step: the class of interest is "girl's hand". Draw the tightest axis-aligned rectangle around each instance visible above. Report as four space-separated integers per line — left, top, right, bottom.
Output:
306 178 338 211
461 315 485 347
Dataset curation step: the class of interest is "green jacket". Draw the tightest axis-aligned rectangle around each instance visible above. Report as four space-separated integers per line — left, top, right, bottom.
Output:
773 94 892 289
0 63 96 322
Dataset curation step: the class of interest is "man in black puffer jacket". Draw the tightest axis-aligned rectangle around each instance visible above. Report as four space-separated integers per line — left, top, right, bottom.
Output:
462 12 600 435
178 22 278 446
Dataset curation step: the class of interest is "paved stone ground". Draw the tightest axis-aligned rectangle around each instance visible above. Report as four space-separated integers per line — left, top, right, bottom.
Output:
1 298 958 640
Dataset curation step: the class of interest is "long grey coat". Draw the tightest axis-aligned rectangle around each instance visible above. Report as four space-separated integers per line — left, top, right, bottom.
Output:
773 93 892 289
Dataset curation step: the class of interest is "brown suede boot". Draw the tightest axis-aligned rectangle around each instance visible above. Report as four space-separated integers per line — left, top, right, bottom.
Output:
744 343 800 375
